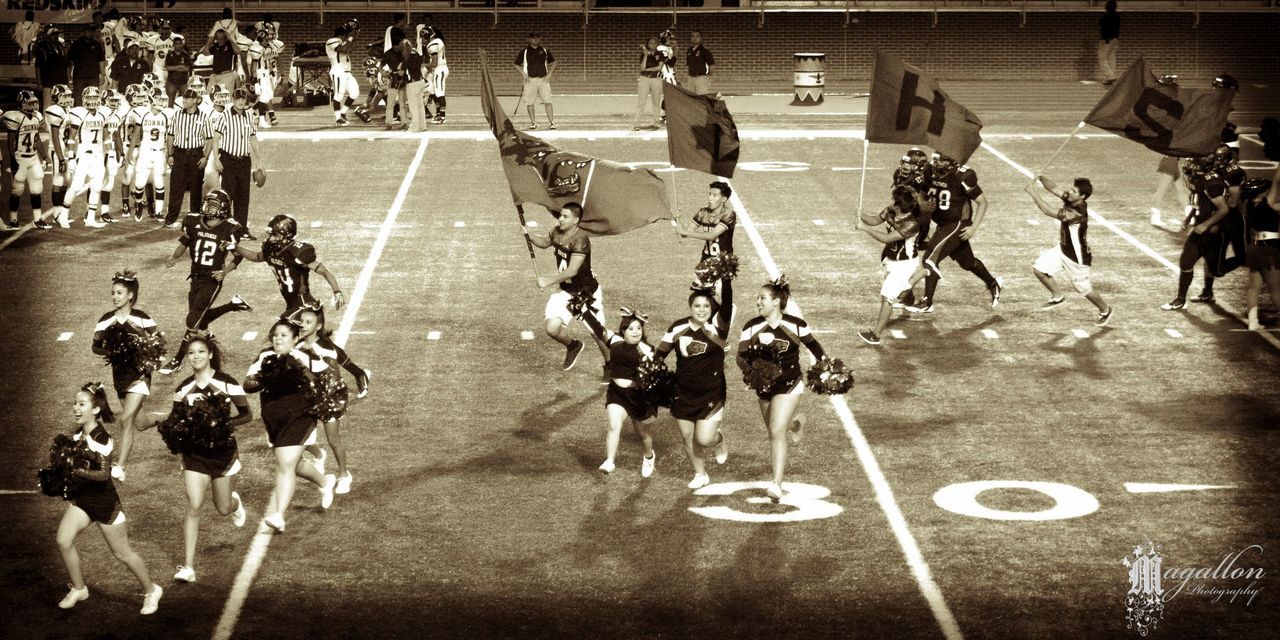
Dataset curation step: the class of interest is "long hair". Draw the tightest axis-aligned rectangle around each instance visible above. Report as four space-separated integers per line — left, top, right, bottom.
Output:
761 274 791 311
297 305 335 341
113 270 140 305
186 335 224 373
81 382 116 424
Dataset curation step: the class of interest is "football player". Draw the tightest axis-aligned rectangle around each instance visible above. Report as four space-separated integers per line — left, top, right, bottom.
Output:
130 86 171 221
233 214 346 319
423 26 447 124
145 20 176 94
60 86 113 228
858 186 926 345
1242 174 1280 331
325 23 371 126
44 84 76 228
2 90 51 229
248 25 283 128
913 152 1002 313
676 181 737 303
100 90 128 223
523 203 611 372
160 189 253 374
888 147 934 307
120 83 151 218
1162 151 1239 309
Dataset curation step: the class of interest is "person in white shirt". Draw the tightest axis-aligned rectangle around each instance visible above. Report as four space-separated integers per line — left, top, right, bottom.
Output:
324 22 370 126
145 21 177 94
248 26 284 128
423 26 447 124
130 86 171 221
209 8 239 41
11 10 40 64
61 86 113 228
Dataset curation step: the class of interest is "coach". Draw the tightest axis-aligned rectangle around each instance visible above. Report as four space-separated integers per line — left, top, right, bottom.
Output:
211 88 263 235
203 29 241 91
685 31 715 96
68 25 105 106
165 87 210 226
110 41 148 91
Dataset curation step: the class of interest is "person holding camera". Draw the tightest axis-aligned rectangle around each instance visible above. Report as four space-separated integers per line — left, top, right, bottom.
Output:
632 37 663 132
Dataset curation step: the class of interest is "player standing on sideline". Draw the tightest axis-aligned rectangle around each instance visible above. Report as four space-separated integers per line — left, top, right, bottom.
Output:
159 190 253 374
248 25 283 128
120 83 151 219
200 83 230 198
130 86 172 221
44 84 75 228
1162 154 1235 310
858 186 927 346
523 203 612 375
2 90 50 230
100 90 128 223
1025 175 1114 326
581 307 660 477
423 26 448 124
145 20 176 99
737 277 825 502
325 22 371 126
53 383 164 615
652 279 734 490
91 271 160 481
914 152 1002 313
233 214 347 319
1242 174 1280 330
60 86 112 228
298 306 371 495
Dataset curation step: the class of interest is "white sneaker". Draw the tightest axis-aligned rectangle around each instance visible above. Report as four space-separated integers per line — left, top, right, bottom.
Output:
140 584 163 615
230 491 246 527
1149 208 1164 227
320 474 337 509
641 453 656 478
263 513 286 533
58 584 89 609
687 473 710 490
84 218 107 229
111 465 126 481
173 565 196 583
766 482 784 502
714 430 728 464
312 448 327 476
335 471 353 495
598 459 615 474
56 212 71 228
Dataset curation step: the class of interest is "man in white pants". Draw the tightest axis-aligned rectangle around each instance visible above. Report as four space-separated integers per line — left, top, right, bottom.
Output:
61 86 112 228
423 26 447 124
131 86 172 221
326 23 370 126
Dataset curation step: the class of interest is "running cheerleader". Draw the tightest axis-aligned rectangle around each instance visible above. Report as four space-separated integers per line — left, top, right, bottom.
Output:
243 320 337 532
651 277 734 489
580 304 659 477
148 336 252 583
737 275 827 502
297 305 372 495
39 383 163 614
91 271 165 481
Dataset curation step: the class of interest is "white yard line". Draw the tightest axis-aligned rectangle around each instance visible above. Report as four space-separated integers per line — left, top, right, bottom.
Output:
729 189 964 640
257 128 1127 142
212 136 430 640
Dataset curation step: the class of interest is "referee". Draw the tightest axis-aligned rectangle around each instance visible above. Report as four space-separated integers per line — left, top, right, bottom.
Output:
165 87 211 227
211 87 263 237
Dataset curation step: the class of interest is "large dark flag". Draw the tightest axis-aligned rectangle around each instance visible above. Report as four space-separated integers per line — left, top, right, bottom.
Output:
663 82 740 178
1084 56 1235 157
865 51 984 163
479 50 671 236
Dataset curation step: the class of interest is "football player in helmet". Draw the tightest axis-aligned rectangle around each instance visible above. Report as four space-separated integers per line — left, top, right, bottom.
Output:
3 89 51 229
912 151 1002 313
160 188 252 374
130 85 172 221
1162 151 1236 310
46 83 77 227
325 24 372 126
423 25 447 123
101 90 128 224
234 213 347 318
1242 175 1280 331
59 86 112 227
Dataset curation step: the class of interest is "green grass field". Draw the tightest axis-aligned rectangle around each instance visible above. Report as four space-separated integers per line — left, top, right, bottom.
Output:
1 115 1277 639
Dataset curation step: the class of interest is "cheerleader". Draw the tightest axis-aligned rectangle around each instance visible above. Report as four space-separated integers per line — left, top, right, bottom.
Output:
90 271 160 481
582 306 659 477
298 305 373 494
157 336 252 583
736 276 826 502
652 278 734 489
244 320 337 533
54 383 163 614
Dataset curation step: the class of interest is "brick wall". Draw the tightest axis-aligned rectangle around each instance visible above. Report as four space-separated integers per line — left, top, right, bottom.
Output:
8 11 1277 93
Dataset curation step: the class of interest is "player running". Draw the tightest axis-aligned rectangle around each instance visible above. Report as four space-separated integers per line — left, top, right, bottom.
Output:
233 214 347 319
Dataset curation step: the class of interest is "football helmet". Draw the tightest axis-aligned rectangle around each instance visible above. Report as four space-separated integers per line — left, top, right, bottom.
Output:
929 152 958 178
150 85 167 106
363 57 380 78
900 147 928 172
1241 178 1272 201
1209 144 1235 170
18 90 39 115
212 83 231 107
266 214 298 246
127 84 150 107
188 75 206 94
1157 74 1179 87
51 84 74 108
105 90 123 110
1212 74 1238 91
141 73 160 90
82 86 102 109
202 189 232 219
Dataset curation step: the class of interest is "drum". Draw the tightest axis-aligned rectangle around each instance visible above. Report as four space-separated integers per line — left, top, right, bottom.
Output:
792 52 826 106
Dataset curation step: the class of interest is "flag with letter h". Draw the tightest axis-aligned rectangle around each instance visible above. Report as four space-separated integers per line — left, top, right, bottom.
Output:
865 51 984 163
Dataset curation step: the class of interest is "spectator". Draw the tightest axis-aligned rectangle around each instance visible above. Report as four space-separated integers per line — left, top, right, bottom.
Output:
1098 0 1120 85
203 29 242 91
110 41 148 92
69 25 106 106
685 30 715 96
632 37 663 131
380 40 407 130
385 13 408 53
165 35 194 105
514 32 556 130
34 27 70 108
11 10 40 65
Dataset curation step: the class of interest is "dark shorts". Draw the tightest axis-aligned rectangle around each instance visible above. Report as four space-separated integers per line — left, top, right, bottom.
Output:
282 290 319 320
606 383 656 423
671 386 726 422
187 275 222 328
261 392 317 448
1246 240 1280 271
112 369 151 400
755 376 803 401
73 481 122 524
182 445 240 477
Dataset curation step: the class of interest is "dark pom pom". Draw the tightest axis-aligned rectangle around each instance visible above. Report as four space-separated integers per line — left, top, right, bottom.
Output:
36 433 91 499
157 402 193 455
806 357 855 395
187 395 235 453
132 331 167 374
100 325 168 374
257 353 313 401
741 342 784 393
636 357 676 408
694 252 740 285
309 366 349 421
566 289 598 319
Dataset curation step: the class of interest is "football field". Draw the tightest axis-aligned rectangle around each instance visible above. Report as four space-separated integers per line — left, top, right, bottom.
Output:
1 109 1278 639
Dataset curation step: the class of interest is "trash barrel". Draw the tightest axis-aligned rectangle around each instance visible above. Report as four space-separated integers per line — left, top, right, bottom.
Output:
792 53 826 106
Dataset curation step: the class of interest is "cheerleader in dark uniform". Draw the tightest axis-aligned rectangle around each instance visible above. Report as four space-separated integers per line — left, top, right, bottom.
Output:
90 271 160 481
652 277 733 489
737 276 826 502
243 320 337 533
55 383 163 614
1243 173 1280 330
582 306 659 477
298 305 372 494
162 337 253 583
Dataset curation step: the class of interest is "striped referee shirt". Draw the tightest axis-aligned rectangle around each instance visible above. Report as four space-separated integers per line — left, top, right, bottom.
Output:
213 108 256 158
169 107 207 150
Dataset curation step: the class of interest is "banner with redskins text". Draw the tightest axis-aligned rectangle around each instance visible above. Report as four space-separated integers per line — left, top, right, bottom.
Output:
2 1 104 23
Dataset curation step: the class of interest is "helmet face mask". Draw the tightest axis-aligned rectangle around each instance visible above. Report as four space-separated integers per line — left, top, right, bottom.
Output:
202 190 232 219
265 214 298 250
929 152 957 178
105 91 122 110
19 90 39 115
52 84 74 108
901 147 928 172
212 84 231 107
150 87 167 107
82 87 102 109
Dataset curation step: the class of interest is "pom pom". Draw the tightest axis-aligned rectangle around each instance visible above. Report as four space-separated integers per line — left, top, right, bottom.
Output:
257 353 314 401
156 403 193 455
741 342 784 393
309 365 349 421
36 433 91 499
694 252 740 285
636 356 676 408
806 356 855 395
566 290 598 319
99 325 167 374
132 330 167 374
158 395 236 455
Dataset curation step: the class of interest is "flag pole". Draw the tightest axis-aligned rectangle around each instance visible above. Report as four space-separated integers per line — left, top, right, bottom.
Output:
1032 121 1088 182
514 203 541 280
668 163 683 239
856 137 870 221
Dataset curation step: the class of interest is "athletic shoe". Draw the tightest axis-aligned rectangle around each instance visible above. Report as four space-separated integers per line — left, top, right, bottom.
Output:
632 126 642 131
320 473 337 509
110 465 126 481
229 294 252 312
1191 291 1215 303
641 453 656 478
84 218 107 228
788 414 807 445
336 116 349 126
269 113 279 126
258 116 271 129
857 330 881 346
312 448 328 476
356 369 371 399
33 219 54 229
164 221 180 229
1249 319 1263 331
263 513 286 533
906 302 934 314
433 116 446 124
230 491 246 527
4 219 19 231
598 459 615 474
1096 307 1114 327
714 431 728 464
134 205 145 221
687 473 710 490
390 118 403 126
173 565 196 583
140 584 163 615
1039 296 1066 310
355 107 372 123
1150 208 1164 227
1161 298 1188 311
548 122 557 130
58 585 89 609
56 211 71 228
158 357 183 375
766 482 784 503
989 280 1003 309
529 122 538 130
335 471 353 495
563 339 584 371
243 231 258 241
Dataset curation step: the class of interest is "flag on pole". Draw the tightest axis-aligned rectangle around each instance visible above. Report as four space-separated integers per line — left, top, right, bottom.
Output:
479 50 671 236
1084 55 1235 157
663 82 740 178
865 51 984 163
